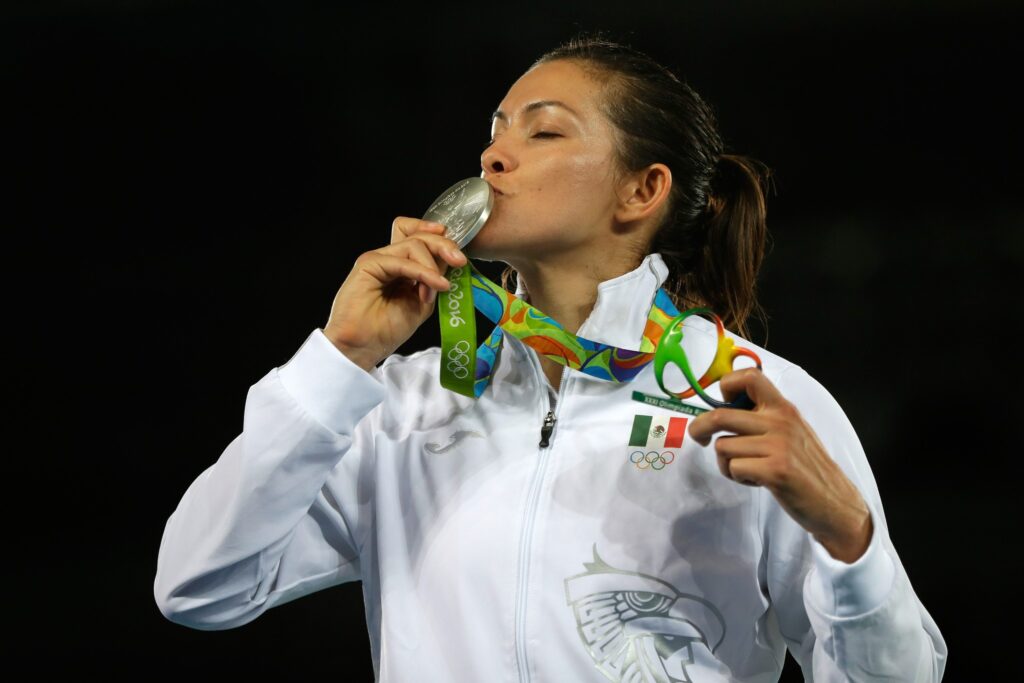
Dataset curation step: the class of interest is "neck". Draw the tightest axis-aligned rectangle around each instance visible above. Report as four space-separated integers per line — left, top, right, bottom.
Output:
510 248 643 336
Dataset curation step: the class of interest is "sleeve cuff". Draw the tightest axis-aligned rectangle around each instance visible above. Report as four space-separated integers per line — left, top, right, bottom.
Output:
276 328 388 433
806 510 897 618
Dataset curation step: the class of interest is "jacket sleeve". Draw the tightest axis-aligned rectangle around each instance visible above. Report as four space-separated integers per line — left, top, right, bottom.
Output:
761 364 948 681
153 328 387 630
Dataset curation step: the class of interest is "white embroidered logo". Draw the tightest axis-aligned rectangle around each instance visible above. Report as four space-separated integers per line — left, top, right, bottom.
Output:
424 429 485 454
565 544 728 682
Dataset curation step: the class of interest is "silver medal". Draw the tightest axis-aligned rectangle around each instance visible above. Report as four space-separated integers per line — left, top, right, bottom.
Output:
422 177 494 249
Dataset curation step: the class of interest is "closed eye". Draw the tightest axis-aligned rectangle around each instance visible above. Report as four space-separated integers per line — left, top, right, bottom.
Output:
482 132 561 150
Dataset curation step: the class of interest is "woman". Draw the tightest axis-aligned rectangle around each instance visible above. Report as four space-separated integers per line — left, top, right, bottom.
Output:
154 35 947 681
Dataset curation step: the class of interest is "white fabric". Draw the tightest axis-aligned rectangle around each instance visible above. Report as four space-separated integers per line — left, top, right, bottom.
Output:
154 252 947 682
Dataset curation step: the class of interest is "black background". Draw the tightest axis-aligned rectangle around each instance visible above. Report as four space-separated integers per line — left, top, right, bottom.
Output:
9 0 1021 678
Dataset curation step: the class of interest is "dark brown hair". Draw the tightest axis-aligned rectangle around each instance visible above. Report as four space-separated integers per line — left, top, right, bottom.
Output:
500 31 775 341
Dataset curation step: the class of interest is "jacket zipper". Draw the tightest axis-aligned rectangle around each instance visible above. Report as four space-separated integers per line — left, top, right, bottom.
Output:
539 410 556 447
515 356 568 683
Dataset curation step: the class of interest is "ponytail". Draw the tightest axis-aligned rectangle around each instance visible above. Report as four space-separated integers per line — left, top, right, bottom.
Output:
661 153 774 341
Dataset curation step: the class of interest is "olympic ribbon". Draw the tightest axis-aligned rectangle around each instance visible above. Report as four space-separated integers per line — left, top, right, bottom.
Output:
437 259 761 408
436 262 478 397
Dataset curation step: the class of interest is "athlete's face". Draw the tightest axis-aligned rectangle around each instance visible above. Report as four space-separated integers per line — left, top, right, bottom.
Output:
470 59 624 264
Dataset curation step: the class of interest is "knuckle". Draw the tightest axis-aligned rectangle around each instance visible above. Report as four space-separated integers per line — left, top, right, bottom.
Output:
781 420 801 443
770 457 790 485
767 414 789 435
417 239 441 262
716 453 730 478
408 232 433 247
404 233 426 248
778 401 799 420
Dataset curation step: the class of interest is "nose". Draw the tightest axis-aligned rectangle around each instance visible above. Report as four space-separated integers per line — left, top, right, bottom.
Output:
480 139 515 177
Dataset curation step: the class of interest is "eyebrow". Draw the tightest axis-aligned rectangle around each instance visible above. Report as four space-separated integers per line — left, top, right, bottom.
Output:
490 100 580 124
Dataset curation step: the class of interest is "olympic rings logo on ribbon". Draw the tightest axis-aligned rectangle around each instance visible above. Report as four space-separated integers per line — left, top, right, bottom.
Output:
446 339 472 379
629 450 676 471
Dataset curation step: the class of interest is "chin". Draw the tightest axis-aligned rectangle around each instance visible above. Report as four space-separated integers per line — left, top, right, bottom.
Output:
464 243 506 264
464 215 554 264
463 222 508 262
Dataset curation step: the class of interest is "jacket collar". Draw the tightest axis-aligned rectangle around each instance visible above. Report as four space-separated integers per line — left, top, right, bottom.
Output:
511 251 671 352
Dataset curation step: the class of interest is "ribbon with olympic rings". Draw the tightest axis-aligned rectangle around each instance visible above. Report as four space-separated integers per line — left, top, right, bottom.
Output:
437 259 762 409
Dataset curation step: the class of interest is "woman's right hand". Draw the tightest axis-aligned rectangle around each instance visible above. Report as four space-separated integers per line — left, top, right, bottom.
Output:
323 217 468 372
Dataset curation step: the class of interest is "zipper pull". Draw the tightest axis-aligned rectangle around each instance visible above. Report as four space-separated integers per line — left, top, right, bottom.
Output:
539 410 556 448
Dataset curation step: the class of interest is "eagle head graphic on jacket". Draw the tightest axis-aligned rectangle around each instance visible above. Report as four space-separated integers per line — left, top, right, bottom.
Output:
564 544 730 682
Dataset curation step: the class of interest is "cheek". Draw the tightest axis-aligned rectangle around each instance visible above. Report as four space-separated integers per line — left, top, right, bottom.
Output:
526 154 610 209
567 147 617 208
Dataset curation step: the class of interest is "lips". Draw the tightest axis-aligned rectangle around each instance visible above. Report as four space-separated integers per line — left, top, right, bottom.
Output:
482 177 506 195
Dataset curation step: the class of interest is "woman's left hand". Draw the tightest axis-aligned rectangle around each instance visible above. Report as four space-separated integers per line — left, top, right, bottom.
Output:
687 367 874 564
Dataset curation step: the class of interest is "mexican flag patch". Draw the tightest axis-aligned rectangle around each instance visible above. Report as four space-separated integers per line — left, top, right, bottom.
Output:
627 414 689 471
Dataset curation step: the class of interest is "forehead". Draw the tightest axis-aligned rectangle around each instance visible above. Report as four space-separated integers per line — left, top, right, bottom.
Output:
493 60 602 123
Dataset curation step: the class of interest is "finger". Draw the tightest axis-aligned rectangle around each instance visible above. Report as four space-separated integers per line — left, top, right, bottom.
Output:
361 253 452 291
387 231 467 270
391 216 441 245
385 241 433 301
391 217 446 246
713 434 738 480
713 432 773 459
714 434 769 481
384 235 441 279
688 407 767 447
723 455 767 487
718 367 785 409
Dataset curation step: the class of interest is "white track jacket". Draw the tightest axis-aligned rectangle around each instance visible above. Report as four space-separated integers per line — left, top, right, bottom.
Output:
154 252 948 682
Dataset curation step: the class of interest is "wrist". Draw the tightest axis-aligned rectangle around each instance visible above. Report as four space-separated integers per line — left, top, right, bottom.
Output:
806 510 896 617
813 510 873 564
279 329 388 432
322 329 380 373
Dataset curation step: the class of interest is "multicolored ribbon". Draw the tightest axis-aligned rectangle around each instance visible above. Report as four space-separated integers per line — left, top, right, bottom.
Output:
437 259 760 409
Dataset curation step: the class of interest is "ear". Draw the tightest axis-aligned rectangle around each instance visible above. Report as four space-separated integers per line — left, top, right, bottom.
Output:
613 162 672 224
